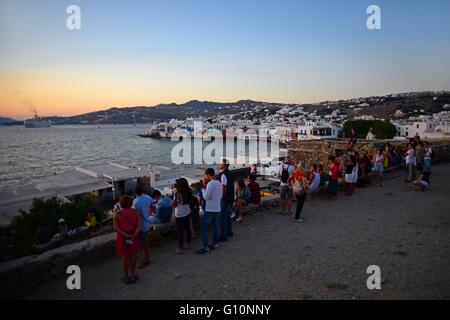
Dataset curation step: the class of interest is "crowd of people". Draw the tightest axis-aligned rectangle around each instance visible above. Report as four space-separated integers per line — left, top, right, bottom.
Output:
112 159 262 285
111 132 435 285
277 133 435 223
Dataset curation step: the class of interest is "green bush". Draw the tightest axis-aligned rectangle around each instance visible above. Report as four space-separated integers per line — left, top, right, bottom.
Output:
344 120 396 139
4 196 106 257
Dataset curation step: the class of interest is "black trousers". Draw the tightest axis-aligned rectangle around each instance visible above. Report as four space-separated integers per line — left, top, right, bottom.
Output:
176 214 191 248
295 193 306 220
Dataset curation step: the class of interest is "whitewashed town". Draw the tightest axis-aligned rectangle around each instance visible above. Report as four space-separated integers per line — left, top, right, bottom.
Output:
140 92 450 142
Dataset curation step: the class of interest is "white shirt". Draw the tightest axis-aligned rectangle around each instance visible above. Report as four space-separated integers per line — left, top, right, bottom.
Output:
204 179 222 213
174 192 191 218
375 154 384 164
221 173 227 186
406 149 415 164
309 172 321 191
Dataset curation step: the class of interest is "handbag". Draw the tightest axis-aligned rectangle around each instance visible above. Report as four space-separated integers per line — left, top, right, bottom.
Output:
293 178 308 197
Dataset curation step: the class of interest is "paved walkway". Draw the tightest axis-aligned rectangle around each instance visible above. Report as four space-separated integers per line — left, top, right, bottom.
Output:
26 163 450 299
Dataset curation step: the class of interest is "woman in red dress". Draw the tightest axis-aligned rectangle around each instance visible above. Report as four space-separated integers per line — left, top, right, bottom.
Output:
113 195 141 284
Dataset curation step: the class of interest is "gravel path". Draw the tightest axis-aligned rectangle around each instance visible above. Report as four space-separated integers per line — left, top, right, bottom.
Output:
26 163 450 300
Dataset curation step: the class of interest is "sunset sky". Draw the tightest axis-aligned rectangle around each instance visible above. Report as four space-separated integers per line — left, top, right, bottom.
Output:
1 0 450 118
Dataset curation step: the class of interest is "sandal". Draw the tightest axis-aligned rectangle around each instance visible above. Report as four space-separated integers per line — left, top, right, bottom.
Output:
129 275 138 284
139 261 151 269
122 276 131 285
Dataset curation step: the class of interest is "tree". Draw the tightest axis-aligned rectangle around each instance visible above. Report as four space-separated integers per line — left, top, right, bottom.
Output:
372 120 396 139
3 197 106 257
344 120 396 139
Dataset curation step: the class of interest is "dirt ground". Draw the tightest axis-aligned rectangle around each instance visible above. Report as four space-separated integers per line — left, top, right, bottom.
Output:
26 163 450 300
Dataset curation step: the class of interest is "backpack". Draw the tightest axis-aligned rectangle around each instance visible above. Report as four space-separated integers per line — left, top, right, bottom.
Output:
281 164 292 183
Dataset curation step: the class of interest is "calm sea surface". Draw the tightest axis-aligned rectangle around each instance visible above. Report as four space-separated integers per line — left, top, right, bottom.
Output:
0 125 175 192
0 124 276 192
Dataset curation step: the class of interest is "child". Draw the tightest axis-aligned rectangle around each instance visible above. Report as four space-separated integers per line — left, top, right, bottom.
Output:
372 149 384 186
414 169 431 192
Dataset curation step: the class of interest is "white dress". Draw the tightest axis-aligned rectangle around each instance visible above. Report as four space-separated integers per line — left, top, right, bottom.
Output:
351 162 359 183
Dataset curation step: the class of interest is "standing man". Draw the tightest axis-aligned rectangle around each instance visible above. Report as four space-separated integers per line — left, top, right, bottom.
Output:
278 156 295 215
133 184 153 269
219 159 234 242
197 168 222 254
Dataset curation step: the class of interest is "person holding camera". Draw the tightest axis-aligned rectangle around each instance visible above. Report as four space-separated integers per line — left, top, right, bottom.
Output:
113 195 141 285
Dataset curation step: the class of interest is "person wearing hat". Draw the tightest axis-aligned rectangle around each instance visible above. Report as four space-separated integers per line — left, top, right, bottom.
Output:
53 218 68 240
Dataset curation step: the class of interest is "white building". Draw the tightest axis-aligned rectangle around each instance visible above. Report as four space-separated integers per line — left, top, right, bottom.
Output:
393 118 450 139
294 121 342 141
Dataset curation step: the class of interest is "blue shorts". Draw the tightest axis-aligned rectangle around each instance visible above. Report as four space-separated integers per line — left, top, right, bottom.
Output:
373 163 383 172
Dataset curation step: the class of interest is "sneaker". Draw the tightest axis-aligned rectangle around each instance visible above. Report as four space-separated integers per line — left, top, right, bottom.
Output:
294 218 304 223
230 212 236 219
196 248 211 255
208 244 219 250
235 217 242 223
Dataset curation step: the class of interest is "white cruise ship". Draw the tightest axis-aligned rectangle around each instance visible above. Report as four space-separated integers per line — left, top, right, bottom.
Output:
24 113 51 128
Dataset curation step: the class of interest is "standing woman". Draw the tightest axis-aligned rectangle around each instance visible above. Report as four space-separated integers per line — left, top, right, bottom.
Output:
405 143 416 182
373 148 384 186
292 164 307 222
351 154 359 194
344 156 355 196
172 178 193 254
113 195 141 285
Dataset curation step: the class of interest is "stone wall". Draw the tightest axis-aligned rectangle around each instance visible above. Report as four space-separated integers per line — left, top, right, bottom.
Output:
0 233 115 299
0 195 280 299
288 138 450 167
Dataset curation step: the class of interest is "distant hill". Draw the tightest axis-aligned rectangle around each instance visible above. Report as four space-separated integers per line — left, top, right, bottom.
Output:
32 91 450 125
46 99 286 125
0 117 22 125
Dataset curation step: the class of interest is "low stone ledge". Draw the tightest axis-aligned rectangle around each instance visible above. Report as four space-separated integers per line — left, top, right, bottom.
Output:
0 232 115 299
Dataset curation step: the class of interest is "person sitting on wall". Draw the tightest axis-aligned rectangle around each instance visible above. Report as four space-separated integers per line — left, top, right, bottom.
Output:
232 179 251 223
35 225 50 246
247 175 261 205
52 218 69 240
84 209 97 229
347 128 357 151
150 190 173 225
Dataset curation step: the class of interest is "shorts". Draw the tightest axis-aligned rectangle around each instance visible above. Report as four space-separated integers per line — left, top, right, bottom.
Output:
345 174 354 183
140 230 150 246
373 163 383 173
280 185 293 200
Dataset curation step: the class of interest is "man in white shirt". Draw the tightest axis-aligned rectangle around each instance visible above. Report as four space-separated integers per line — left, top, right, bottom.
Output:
197 168 222 254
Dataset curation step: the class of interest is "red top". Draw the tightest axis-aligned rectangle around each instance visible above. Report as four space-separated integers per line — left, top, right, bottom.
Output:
329 161 341 181
247 181 261 204
292 170 307 182
115 208 140 257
